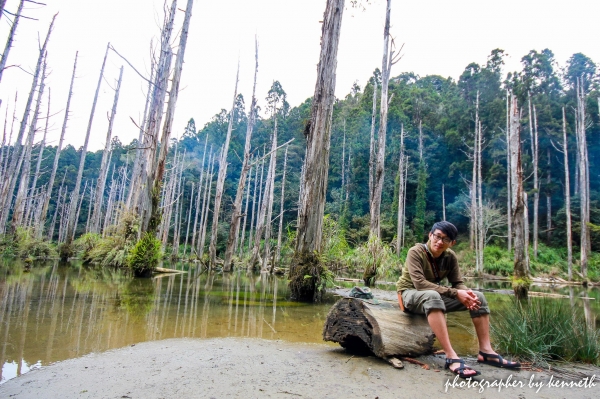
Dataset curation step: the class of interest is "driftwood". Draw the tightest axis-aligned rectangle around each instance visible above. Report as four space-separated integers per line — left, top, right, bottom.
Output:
323 297 434 358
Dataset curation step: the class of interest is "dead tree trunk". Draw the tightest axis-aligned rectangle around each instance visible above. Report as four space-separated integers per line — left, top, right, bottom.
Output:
183 182 194 257
576 78 589 280
545 147 551 242
530 97 539 259
12 58 47 231
261 123 278 271
209 65 239 267
0 14 55 234
191 139 209 255
0 0 24 85
396 125 406 255
146 0 194 242
133 0 176 232
27 88 50 225
90 65 124 233
291 0 344 302
368 80 377 208
275 146 288 267
505 90 512 252
62 42 109 258
38 51 77 237
562 108 573 280
48 171 66 241
323 297 434 358
476 120 484 273
238 163 252 257
509 94 530 299
370 0 397 240
223 40 258 271
199 153 216 257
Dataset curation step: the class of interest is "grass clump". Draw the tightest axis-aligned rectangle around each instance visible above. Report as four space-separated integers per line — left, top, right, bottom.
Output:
491 297 600 367
83 213 140 268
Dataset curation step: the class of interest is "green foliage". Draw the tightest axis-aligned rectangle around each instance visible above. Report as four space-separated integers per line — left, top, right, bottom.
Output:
482 245 513 276
83 213 140 268
320 215 350 269
491 298 600 366
126 233 162 276
1 228 57 260
73 233 101 260
352 235 401 284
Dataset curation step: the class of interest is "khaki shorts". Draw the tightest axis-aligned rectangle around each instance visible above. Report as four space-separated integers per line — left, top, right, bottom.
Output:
401 289 489 318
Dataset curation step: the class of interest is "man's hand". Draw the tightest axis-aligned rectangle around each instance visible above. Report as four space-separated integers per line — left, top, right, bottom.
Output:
456 289 481 311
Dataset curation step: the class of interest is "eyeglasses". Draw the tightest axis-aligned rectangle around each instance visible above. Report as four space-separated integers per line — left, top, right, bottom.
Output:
431 233 452 244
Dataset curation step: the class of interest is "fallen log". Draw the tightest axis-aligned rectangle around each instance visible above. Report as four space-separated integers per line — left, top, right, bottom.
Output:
323 297 434 358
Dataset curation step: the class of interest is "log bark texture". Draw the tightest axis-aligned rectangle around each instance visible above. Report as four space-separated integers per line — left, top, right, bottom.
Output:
323 297 434 358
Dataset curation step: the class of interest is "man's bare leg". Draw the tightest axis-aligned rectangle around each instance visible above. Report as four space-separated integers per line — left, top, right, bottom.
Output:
427 309 477 376
472 315 513 365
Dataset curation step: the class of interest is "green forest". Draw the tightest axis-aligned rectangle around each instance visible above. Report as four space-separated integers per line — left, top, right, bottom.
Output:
5 46 599 281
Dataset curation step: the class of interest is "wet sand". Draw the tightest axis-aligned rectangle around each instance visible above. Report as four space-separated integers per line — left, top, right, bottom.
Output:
1 338 597 398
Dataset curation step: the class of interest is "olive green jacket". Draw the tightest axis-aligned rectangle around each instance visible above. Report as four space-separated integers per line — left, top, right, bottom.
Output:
395 242 468 298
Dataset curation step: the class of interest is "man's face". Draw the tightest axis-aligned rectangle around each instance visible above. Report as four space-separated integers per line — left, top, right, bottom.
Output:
429 229 454 255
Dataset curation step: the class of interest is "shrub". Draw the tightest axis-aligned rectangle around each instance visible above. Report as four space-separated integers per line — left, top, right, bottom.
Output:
13 227 56 260
126 232 162 277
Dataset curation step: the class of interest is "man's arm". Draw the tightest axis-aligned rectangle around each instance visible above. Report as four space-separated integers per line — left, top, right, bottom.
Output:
445 251 468 291
405 248 459 298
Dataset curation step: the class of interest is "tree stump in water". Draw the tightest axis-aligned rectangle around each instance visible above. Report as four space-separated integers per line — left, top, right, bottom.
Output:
323 297 434 358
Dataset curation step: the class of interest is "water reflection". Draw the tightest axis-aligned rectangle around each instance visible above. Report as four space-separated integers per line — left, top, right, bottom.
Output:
0 261 333 384
0 261 598 384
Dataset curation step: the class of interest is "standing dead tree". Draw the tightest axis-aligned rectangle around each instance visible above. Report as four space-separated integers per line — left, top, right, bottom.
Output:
11 58 47 231
528 94 540 259
551 108 573 279
209 64 239 267
223 40 259 272
0 14 55 234
61 42 109 260
38 51 77 237
145 0 194 240
90 65 124 234
369 0 400 240
275 145 289 268
291 0 344 302
508 94 530 299
0 0 24 85
576 78 590 281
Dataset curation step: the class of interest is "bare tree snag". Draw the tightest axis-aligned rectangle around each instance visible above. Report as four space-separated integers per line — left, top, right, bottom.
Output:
505 90 512 252
0 13 55 234
562 108 573 280
370 0 398 239
209 63 239 267
291 0 344 302
0 0 25 84
38 51 77 237
91 65 123 234
62 42 109 258
224 39 259 272
323 298 434 358
395 125 406 255
275 146 288 268
12 58 47 231
509 94 530 298
576 78 589 281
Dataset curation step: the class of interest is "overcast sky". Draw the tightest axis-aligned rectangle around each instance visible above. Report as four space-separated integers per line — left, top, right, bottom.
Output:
1 0 599 151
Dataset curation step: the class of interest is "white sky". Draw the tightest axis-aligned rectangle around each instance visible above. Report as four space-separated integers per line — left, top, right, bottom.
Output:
1 0 599 151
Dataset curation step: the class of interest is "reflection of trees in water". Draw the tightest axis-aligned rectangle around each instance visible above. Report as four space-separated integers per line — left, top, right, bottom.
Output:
120 278 155 321
0 264 334 383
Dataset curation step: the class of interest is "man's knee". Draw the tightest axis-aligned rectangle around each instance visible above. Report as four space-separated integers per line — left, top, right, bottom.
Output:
470 290 490 317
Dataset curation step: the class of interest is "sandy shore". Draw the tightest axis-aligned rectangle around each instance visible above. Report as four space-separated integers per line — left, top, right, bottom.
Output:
1 338 598 398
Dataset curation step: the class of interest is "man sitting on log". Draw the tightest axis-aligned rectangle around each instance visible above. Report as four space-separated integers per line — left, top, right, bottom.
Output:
396 221 520 378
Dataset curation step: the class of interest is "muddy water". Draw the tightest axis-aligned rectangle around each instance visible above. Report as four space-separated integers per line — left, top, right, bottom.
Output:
0 260 598 384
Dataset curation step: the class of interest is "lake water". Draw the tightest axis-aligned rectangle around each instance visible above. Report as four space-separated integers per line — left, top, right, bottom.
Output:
0 259 598 384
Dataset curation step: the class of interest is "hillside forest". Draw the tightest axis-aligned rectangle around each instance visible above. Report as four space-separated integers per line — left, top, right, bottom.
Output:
1 0 600 301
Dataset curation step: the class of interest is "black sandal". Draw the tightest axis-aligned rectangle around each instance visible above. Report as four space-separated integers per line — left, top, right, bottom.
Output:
444 358 481 379
477 351 521 369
